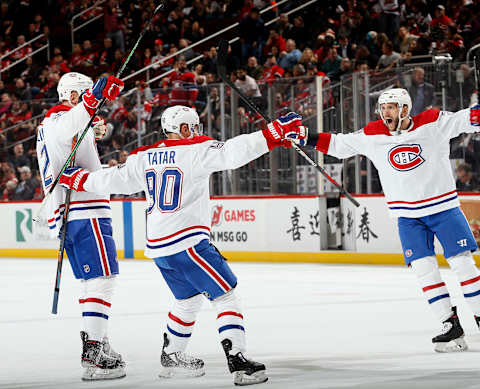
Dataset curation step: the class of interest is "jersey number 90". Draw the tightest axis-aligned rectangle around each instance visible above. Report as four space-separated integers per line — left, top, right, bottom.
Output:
146 168 184 213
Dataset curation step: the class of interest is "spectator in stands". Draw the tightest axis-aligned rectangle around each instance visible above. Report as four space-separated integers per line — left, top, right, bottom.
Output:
81 40 97 67
375 40 402 73
202 46 217 75
118 150 128 164
339 57 353 77
378 0 401 43
235 67 261 98
10 143 31 172
456 163 480 192
239 7 265 60
246 56 263 80
279 39 302 71
151 39 166 70
322 47 342 80
104 0 125 52
14 78 32 101
10 35 33 61
397 26 418 55
108 159 118 167
264 29 286 57
275 13 292 37
431 4 454 30
178 38 195 61
98 37 115 67
2 179 17 201
261 54 284 85
337 35 355 60
408 67 435 116
13 165 38 200
286 16 307 50
0 80 5 95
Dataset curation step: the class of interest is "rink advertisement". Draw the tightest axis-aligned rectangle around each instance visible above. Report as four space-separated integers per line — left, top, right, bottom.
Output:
208 196 323 253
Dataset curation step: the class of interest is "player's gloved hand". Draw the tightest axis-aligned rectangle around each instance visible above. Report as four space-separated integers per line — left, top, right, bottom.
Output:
91 116 107 139
82 76 124 115
59 167 90 192
470 104 480 126
263 112 308 149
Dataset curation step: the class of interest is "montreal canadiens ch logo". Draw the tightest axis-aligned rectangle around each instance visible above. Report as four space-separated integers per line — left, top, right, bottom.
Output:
388 144 425 171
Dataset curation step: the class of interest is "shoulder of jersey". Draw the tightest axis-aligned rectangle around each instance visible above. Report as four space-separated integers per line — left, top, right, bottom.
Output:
129 135 216 155
44 104 72 118
363 119 390 135
409 109 441 131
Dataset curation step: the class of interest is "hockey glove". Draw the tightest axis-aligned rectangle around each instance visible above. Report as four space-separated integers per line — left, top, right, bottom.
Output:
82 76 124 116
59 167 90 192
263 112 308 149
470 104 480 126
91 116 107 139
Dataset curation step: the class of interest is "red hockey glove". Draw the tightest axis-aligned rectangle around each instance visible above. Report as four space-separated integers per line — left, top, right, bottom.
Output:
470 104 480 126
59 167 89 192
82 76 124 116
263 112 308 149
91 116 107 139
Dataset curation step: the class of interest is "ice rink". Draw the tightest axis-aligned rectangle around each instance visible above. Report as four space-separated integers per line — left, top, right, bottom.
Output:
2 257 480 389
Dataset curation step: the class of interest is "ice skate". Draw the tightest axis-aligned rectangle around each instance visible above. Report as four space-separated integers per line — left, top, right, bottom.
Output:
158 333 205 378
432 307 468 353
80 331 126 380
221 339 268 386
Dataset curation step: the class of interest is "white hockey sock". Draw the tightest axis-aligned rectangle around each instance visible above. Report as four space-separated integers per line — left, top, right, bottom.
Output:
80 276 115 341
213 289 246 355
164 294 203 354
447 251 480 317
411 256 453 322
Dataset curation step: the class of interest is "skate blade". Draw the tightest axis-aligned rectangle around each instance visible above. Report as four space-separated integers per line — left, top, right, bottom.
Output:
434 337 468 353
158 366 205 379
233 370 268 386
81 366 126 381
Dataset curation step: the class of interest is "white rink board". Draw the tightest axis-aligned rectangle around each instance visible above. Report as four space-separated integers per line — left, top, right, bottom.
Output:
341 194 480 254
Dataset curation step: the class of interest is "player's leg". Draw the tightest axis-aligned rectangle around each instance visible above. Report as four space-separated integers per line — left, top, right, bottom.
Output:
65 218 125 380
398 216 464 352
431 208 480 326
183 240 267 386
154 258 205 378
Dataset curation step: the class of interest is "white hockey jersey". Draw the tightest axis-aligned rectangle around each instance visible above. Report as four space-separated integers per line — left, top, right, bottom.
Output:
36 103 111 238
81 131 269 258
315 109 478 218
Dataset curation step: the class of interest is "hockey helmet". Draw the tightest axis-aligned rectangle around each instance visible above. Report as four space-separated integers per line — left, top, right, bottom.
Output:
161 105 202 138
377 88 412 131
57 72 93 105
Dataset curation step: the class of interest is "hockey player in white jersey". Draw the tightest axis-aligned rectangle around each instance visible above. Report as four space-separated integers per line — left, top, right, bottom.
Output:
58 105 307 385
36 72 126 380
289 88 480 353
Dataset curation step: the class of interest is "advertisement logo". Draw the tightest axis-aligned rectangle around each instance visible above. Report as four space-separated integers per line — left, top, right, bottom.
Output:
211 204 255 226
212 205 223 226
388 144 425 171
16 208 33 242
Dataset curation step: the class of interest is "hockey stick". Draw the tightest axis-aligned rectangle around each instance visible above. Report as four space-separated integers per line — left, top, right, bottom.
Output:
216 40 360 207
36 1 166 224
50 1 167 314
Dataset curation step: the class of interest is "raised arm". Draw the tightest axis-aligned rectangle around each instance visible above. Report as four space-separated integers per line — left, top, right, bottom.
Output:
306 130 370 159
198 113 308 175
58 153 145 195
437 105 480 141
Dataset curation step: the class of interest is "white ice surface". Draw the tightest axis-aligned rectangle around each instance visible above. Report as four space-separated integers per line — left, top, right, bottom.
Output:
2 258 480 389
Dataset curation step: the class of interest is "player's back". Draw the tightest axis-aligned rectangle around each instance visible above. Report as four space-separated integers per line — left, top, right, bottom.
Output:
134 136 215 258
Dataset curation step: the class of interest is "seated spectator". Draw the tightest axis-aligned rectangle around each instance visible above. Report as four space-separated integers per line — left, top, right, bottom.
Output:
202 46 217 74
375 40 402 73
339 57 353 77
337 36 355 59
278 39 302 70
9 35 33 62
10 143 32 172
456 163 479 192
260 54 284 85
299 48 318 69
2 179 17 201
407 67 435 116
246 56 263 80
98 37 115 66
14 78 32 101
235 67 261 97
397 26 418 55
322 47 342 80
80 40 98 67
13 166 38 200
70 44 83 69
264 29 286 57
108 158 118 167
